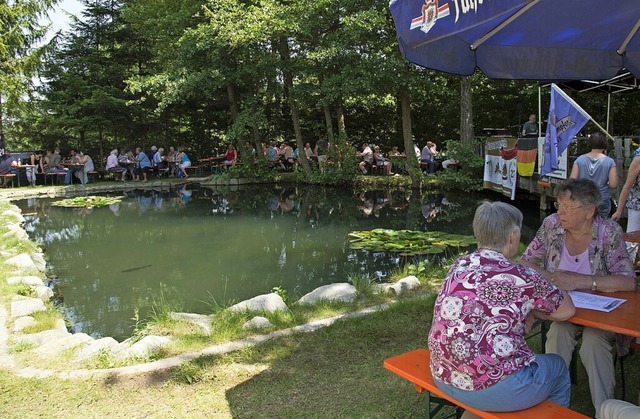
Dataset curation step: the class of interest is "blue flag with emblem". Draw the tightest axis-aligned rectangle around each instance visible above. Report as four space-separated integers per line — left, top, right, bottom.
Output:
540 84 591 177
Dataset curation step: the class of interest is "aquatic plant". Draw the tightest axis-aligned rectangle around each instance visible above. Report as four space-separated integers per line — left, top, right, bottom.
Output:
348 229 476 256
51 196 123 208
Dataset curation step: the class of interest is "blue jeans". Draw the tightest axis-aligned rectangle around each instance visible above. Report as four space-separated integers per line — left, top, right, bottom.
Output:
433 354 571 411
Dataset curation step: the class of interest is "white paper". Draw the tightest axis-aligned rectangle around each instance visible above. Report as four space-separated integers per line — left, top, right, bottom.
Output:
568 291 627 312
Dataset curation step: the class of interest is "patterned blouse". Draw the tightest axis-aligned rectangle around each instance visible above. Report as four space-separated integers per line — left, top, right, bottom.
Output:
428 249 565 391
521 213 635 277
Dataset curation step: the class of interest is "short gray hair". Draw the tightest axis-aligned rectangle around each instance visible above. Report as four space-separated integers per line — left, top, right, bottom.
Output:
556 178 601 212
473 201 523 250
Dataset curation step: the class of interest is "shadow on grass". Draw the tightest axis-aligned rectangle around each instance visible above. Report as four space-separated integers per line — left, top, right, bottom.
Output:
224 296 436 418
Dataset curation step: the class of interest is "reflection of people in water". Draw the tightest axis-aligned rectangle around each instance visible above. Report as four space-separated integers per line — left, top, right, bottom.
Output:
109 203 120 216
422 193 443 223
279 188 297 213
358 191 390 217
180 185 192 204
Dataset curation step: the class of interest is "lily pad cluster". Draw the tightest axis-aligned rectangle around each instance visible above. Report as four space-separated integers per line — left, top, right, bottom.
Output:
348 229 476 256
51 196 124 208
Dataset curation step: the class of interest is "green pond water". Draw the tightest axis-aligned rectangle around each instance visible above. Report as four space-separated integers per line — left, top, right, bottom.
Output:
15 184 546 341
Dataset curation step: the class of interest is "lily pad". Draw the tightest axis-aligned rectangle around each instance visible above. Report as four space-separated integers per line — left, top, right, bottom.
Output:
51 196 124 208
348 229 476 256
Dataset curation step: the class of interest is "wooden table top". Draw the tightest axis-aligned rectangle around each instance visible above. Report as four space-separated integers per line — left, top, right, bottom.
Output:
623 231 640 243
569 290 640 338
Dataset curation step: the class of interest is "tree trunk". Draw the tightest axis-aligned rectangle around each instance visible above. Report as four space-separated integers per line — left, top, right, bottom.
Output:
227 82 239 123
337 105 346 139
460 76 474 144
399 87 420 188
323 104 335 144
277 37 311 177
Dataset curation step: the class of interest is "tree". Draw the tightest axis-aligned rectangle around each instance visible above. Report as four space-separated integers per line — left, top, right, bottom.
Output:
0 0 55 140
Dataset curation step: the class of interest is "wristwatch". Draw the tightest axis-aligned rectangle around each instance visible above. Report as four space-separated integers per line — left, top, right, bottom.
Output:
591 275 597 291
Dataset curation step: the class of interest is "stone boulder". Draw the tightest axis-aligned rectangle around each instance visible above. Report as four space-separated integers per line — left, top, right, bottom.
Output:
387 275 421 295
119 335 172 359
2 223 28 240
242 316 272 329
2 210 25 223
76 337 122 361
31 253 47 272
7 276 44 286
298 283 357 305
11 298 46 318
227 293 287 313
36 333 94 357
5 254 37 271
170 312 212 335
34 286 54 302
13 316 36 333
14 329 70 346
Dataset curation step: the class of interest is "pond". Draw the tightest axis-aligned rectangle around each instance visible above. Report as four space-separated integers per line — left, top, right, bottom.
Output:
14 184 547 341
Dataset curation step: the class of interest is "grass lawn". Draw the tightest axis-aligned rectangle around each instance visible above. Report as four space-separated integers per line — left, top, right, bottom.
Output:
1 294 638 418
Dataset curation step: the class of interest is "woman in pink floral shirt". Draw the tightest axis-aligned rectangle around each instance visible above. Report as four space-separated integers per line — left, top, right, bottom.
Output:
429 201 575 412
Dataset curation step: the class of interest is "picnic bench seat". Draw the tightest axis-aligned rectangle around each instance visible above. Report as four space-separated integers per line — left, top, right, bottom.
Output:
184 164 205 177
384 349 588 419
44 172 67 185
0 173 16 187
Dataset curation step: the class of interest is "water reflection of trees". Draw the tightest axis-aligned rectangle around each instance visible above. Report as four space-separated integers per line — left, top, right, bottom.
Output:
14 186 486 340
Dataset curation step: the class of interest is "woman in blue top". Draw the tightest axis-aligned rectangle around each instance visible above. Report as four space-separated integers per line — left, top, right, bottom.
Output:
570 133 617 217
177 146 191 178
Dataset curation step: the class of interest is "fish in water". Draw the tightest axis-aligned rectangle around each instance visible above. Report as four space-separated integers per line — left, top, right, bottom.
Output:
121 264 152 273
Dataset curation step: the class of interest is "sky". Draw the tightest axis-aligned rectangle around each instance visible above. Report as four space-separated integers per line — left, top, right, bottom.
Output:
46 0 84 36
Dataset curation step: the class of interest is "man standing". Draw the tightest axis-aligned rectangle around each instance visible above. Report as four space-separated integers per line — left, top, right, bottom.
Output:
522 114 538 137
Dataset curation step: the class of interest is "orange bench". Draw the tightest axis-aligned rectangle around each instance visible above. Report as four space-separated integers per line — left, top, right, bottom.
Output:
384 349 588 419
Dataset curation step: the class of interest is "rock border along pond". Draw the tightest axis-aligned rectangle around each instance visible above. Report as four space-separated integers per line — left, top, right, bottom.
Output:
1 199 421 379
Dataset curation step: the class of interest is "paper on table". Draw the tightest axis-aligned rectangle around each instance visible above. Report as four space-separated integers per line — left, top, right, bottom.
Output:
568 291 626 312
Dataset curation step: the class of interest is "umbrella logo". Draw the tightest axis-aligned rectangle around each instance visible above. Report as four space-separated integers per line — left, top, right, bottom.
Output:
410 0 450 34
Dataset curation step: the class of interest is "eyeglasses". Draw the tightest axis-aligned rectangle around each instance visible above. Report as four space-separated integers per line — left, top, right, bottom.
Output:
553 202 584 212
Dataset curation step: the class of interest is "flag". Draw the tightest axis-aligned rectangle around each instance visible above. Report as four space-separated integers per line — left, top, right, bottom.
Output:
540 84 590 177
516 137 538 177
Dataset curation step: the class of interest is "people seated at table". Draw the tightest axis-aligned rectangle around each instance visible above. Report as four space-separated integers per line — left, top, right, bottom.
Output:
74 150 94 184
177 146 191 178
358 143 373 174
48 148 67 173
106 149 127 181
117 150 135 180
167 146 178 176
134 147 151 182
429 201 575 413
224 144 238 167
279 143 295 171
153 147 167 174
266 141 279 164
0 149 17 187
520 178 636 416
420 141 439 174
64 149 82 184
373 146 395 176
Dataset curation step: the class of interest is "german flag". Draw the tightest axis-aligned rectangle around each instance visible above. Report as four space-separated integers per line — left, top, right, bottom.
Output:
517 138 537 177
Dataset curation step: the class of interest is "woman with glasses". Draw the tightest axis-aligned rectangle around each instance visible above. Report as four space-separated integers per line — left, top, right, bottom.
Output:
520 178 636 416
